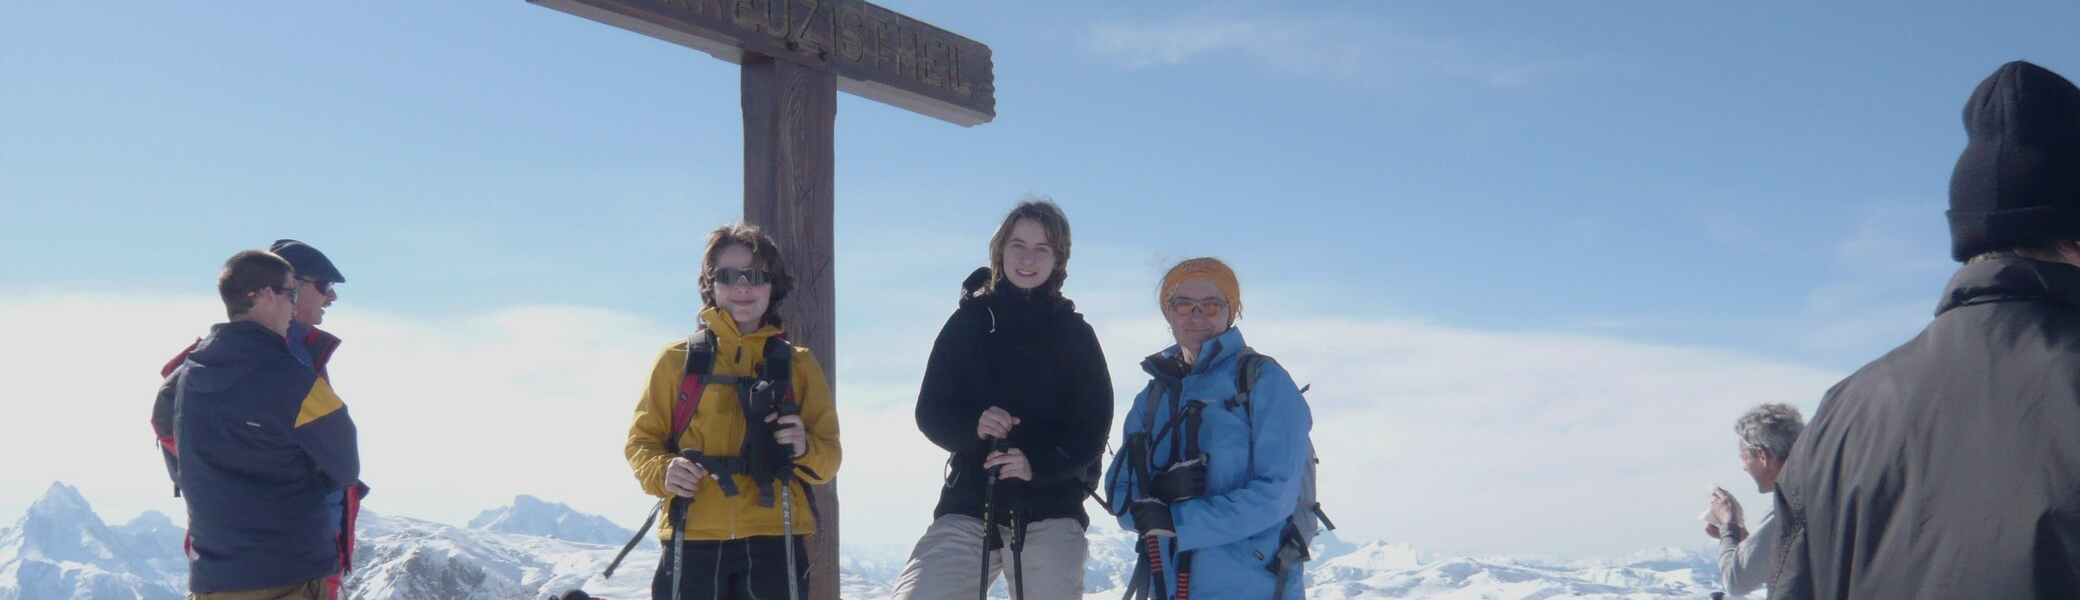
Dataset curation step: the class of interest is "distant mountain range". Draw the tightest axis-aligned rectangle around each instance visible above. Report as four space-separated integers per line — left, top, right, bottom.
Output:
0 482 1727 600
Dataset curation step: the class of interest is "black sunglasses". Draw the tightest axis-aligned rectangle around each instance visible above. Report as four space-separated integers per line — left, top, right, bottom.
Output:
712 267 774 287
254 284 299 304
298 276 333 295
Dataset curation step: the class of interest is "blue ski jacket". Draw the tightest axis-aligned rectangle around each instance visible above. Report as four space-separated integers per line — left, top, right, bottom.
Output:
1106 327 1313 599
174 321 360 593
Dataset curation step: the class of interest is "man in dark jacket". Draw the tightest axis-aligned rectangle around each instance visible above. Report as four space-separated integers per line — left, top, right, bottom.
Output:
1768 60 2080 599
153 239 366 599
175 250 360 599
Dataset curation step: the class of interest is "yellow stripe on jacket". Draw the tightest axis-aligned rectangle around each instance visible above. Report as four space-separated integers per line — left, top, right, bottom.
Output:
295 379 345 427
625 307 843 541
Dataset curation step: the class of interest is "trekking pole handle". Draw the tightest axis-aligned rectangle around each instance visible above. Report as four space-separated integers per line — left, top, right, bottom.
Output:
669 449 705 529
985 436 1011 476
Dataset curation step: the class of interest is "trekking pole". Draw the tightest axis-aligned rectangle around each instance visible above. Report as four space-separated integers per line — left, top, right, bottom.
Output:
669 449 703 600
602 498 667 578
774 399 803 600
977 436 1008 600
780 476 799 600
1007 500 1026 600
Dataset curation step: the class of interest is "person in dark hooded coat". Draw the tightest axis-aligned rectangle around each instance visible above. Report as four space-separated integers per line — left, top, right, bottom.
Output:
889 199 1114 600
1767 60 2080 599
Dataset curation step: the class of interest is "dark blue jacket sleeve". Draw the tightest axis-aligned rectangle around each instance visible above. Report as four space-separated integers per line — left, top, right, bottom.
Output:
290 378 360 490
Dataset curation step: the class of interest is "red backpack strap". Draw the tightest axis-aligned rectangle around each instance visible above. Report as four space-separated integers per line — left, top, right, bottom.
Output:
668 328 719 454
160 339 199 378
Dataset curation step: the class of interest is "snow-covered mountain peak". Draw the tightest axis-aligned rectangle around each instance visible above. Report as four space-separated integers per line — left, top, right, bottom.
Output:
1322 540 1424 572
21 483 94 526
466 495 638 547
121 511 176 531
0 482 185 600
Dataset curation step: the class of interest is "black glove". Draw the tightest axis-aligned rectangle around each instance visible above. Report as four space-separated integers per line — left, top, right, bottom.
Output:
1152 456 1208 502
1130 498 1175 538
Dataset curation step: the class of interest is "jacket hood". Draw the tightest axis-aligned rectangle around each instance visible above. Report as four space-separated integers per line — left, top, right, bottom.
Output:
958 266 1076 316
959 266 992 303
697 306 783 341
181 321 291 394
1142 326 1249 380
1947 60 2080 261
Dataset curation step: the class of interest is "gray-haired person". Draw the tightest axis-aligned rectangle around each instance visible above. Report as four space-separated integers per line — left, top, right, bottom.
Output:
1702 403 1801 598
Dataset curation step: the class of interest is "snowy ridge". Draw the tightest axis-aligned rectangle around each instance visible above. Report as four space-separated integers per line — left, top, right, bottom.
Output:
345 510 653 600
467 495 639 547
0 483 1727 600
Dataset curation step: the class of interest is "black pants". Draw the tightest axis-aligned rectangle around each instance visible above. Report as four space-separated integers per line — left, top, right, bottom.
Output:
651 535 810 600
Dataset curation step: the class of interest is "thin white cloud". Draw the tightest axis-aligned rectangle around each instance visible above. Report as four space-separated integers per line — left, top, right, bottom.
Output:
1794 203 1954 354
1082 13 1586 89
0 286 1841 558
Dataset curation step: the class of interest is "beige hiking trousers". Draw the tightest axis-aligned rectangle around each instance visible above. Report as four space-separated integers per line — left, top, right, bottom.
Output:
889 515 1088 600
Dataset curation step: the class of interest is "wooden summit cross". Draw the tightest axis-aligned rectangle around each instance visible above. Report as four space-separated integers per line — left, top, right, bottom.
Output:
526 0 993 598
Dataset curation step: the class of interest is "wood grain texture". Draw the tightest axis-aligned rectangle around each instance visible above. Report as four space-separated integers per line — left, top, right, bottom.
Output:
742 55 840 600
530 0 993 125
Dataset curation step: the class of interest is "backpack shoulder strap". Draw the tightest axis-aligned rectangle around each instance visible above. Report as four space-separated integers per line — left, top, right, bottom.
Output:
760 334 794 392
1228 347 1267 409
1228 347 1276 475
668 328 719 454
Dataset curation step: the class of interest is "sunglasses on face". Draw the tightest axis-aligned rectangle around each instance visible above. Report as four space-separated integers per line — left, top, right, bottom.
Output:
299 277 333 295
253 284 299 304
712 267 775 287
1167 297 1229 317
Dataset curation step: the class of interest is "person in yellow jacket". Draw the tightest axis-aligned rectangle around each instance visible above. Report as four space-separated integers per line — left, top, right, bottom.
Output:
626 223 841 600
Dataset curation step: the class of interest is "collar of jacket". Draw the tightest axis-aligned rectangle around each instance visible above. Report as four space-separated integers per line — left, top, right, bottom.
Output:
1937 256 2080 315
697 306 782 342
1141 326 1250 381
184 321 294 393
287 321 343 367
958 267 1072 325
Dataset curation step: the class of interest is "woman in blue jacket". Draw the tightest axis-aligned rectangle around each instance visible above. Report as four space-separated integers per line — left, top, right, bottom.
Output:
1106 257 1314 600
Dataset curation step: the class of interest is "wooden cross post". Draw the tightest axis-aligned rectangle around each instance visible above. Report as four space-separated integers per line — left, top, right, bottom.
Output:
527 1 994 598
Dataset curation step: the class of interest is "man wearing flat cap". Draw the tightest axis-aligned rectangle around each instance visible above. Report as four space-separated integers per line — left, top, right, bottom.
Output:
1767 61 2080 599
152 239 367 600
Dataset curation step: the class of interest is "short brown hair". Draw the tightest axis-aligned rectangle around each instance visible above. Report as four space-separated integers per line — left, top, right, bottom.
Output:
986 198 1072 296
218 250 293 319
697 223 794 327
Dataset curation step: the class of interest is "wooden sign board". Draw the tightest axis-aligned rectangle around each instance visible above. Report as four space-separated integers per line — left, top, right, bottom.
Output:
531 0 996 126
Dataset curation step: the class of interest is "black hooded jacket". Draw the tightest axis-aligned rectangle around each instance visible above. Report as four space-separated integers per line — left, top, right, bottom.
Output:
916 267 1113 526
1768 257 2080 599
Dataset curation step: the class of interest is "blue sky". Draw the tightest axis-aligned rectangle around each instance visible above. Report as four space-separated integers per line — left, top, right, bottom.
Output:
2 1 2075 558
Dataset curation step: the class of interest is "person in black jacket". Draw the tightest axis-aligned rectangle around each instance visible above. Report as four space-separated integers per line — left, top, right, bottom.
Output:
1768 60 2080 599
890 199 1113 600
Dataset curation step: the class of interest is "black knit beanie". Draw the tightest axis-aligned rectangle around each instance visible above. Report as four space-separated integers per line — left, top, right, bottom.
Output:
1947 60 2080 261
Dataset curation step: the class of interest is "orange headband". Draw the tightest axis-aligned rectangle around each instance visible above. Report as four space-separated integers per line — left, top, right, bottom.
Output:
1159 257 1242 323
